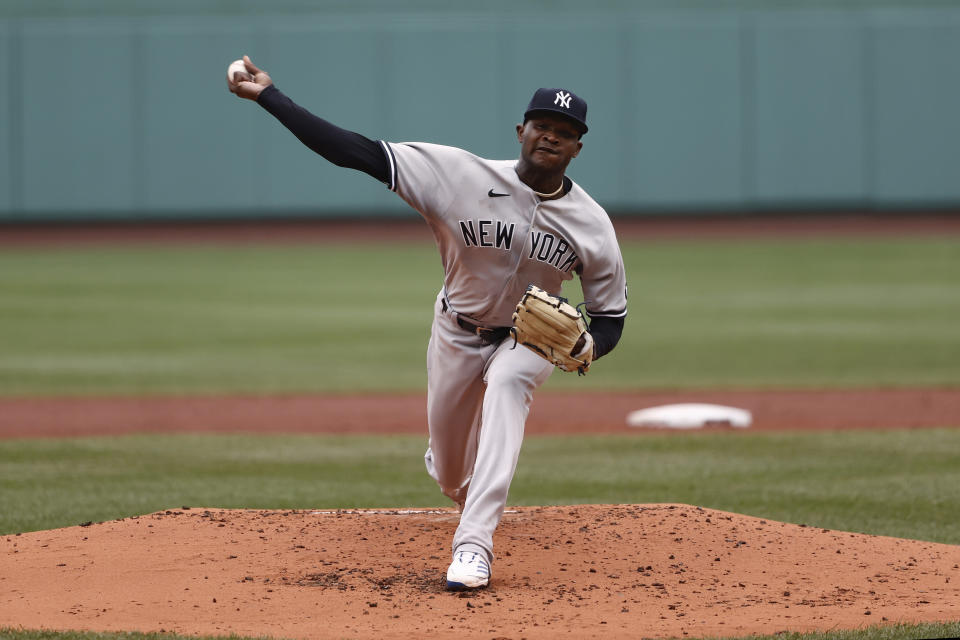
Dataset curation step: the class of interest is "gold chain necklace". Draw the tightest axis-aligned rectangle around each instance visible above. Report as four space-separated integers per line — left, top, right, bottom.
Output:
533 179 565 198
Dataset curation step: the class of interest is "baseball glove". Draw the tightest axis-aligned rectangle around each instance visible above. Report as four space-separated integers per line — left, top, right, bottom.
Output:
511 285 593 375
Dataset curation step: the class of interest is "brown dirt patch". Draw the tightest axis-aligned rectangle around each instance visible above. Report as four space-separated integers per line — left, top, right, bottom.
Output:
2 504 958 639
1 388 958 439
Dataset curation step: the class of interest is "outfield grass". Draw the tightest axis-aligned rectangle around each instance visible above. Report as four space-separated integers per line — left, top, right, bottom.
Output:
2 429 958 543
0 236 957 396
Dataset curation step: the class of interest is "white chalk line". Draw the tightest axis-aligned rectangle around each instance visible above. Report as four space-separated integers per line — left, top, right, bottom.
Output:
310 509 519 515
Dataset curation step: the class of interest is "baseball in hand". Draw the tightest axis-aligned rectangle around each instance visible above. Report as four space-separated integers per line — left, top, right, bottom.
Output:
227 59 252 84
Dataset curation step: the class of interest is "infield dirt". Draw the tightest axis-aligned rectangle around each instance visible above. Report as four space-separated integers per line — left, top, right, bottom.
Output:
2 504 959 639
2 388 959 438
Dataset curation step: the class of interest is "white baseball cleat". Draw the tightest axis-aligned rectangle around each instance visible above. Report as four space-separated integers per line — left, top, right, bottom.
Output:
445 550 490 590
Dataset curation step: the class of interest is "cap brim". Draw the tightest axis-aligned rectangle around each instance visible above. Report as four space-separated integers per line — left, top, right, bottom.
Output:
524 108 588 134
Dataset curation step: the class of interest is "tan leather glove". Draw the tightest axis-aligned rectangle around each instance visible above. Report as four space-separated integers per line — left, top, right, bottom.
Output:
511 285 593 375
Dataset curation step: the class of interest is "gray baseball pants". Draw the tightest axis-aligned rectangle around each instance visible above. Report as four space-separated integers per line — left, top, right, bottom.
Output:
424 291 554 563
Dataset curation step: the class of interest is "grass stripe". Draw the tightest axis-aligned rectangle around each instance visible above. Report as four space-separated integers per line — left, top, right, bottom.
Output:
2 430 958 543
0 237 957 395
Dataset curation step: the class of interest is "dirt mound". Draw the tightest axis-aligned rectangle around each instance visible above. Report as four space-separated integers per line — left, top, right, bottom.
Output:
2 504 958 639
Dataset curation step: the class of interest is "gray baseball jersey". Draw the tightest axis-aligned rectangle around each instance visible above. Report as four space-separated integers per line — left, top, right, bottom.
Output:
379 140 627 563
380 142 627 327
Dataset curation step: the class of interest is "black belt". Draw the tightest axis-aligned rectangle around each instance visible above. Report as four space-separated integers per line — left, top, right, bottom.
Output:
456 316 512 345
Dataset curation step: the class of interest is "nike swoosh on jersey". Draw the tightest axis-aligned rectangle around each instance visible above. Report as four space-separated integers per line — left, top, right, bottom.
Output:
487 189 510 198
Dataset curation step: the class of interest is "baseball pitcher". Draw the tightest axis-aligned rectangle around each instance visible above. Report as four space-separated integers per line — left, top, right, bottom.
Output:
228 56 627 590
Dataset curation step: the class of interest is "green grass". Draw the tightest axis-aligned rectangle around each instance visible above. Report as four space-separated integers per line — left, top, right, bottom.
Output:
0 236 958 396
703 621 960 639
0 244 440 395
616 236 960 391
2 429 959 543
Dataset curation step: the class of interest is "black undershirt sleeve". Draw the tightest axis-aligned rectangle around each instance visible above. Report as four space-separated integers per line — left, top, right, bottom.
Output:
589 315 624 360
256 85 389 184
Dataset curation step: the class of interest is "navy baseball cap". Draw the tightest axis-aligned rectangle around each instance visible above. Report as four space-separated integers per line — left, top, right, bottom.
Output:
524 88 588 134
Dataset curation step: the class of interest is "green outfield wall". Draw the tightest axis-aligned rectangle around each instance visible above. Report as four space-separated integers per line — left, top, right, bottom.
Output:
2 1 960 221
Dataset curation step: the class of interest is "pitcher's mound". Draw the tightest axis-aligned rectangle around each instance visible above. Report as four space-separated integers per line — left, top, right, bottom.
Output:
2 504 959 639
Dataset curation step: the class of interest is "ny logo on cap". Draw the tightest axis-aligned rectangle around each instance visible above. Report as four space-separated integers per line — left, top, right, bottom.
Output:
554 91 572 109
